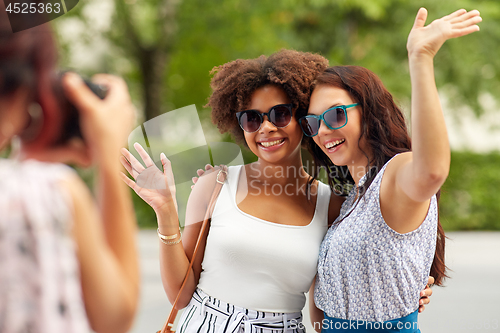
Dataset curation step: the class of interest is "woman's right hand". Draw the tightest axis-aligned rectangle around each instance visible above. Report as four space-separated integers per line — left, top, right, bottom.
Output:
63 73 136 166
120 142 178 214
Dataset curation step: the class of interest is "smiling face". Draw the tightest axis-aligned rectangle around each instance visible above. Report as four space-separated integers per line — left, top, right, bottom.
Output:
308 84 371 169
242 85 303 165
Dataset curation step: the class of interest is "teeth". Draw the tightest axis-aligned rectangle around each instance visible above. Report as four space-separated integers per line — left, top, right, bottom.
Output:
260 139 284 147
325 139 345 149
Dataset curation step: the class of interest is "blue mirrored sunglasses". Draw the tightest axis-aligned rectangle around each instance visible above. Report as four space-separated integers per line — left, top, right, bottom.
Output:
299 103 359 137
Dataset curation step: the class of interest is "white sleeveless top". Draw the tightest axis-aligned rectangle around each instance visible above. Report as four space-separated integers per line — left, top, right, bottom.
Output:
314 156 438 322
0 159 90 333
198 165 331 313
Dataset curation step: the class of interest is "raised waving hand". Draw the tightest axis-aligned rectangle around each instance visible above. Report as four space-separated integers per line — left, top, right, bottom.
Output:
120 143 178 214
407 8 481 59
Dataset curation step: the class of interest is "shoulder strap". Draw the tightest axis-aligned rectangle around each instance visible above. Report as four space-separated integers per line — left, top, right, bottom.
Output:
159 165 228 333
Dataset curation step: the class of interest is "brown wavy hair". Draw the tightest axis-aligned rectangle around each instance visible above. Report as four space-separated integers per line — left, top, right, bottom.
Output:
304 65 447 286
206 49 329 146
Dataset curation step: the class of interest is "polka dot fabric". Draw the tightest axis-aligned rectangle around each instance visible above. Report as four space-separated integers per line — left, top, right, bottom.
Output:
314 156 438 322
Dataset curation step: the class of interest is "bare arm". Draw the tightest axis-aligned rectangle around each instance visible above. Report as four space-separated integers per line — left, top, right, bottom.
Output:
63 174 138 333
382 8 481 233
121 144 221 308
309 278 324 332
399 8 481 199
61 73 139 333
157 166 221 307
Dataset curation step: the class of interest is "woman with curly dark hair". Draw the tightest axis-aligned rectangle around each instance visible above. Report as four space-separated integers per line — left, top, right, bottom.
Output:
301 8 481 332
122 49 342 333
121 48 433 332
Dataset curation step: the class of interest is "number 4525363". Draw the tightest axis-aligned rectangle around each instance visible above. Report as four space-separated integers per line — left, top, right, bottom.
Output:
6 2 62 14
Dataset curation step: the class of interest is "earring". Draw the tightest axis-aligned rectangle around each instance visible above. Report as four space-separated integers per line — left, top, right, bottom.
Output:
21 102 44 142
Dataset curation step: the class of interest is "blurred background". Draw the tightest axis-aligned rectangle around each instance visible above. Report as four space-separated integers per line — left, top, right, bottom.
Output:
41 0 500 232
4 0 499 331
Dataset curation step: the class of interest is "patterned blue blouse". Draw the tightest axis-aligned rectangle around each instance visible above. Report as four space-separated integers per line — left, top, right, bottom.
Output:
314 157 438 322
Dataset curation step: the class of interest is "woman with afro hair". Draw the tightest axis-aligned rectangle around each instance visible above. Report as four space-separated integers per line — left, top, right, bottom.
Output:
121 49 432 333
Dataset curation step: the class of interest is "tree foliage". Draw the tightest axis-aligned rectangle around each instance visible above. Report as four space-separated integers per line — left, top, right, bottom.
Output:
54 0 500 122
50 0 500 229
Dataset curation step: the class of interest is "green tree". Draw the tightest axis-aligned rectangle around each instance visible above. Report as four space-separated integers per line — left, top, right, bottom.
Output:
284 0 500 113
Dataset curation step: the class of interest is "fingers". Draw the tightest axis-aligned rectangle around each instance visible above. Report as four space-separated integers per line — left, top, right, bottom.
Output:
160 152 171 173
121 147 145 175
160 153 175 181
120 171 137 191
452 21 481 38
120 156 135 179
449 9 480 23
419 293 430 305
62 73 103 115
134 142 155 168
91 74 131 105
424 284 433 297
418 304 425 313
196 164 213 176
420 283 433 298
443 8 467 21
191 164 215 189
412 7 428 29
446 10 481 38
428 276 435 286
451 11 481 29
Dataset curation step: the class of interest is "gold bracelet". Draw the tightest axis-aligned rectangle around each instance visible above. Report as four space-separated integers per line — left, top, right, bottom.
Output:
159 232 182 245
157 228 180 240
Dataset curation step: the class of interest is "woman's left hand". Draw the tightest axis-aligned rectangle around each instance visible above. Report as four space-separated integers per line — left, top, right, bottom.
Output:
407 8 481 60
418 276 434 313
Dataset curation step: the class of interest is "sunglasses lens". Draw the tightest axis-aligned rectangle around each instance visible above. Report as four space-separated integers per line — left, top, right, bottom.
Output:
270 105 292 127
239 111 261 132
300 117 320 137
324 107 346 129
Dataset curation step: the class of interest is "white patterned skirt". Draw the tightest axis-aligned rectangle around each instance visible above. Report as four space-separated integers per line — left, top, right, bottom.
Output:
176 289 306 333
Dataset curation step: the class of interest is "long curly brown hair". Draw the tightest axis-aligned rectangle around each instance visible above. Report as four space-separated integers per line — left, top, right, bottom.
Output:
206 49 329 146
304 65 447 286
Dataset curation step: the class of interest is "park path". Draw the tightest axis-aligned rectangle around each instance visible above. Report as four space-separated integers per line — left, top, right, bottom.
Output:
129 231 500 333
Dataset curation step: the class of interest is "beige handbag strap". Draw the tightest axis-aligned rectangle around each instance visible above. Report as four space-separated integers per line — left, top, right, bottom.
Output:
159 165 228 333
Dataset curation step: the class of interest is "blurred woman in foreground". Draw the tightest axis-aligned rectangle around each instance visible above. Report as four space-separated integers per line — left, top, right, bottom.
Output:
0 8 139 333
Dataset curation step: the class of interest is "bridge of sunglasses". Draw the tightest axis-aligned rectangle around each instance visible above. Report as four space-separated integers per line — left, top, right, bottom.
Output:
236 104 294 132
299 103 359 136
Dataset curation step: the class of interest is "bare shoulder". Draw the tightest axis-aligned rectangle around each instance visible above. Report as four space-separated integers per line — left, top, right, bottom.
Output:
380 152 432 233
185 165 227 225
189 166 225 201
382 152 413 182
57 172 94 209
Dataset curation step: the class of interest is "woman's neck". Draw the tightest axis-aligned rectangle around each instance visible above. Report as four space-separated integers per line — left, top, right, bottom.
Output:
250 157 309 186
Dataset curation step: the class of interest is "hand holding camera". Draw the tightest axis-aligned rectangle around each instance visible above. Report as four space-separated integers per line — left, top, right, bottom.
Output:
62 73 136 167
19 73 136 167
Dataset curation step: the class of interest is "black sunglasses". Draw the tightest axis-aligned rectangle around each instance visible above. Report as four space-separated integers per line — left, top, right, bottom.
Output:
236 104 294 133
